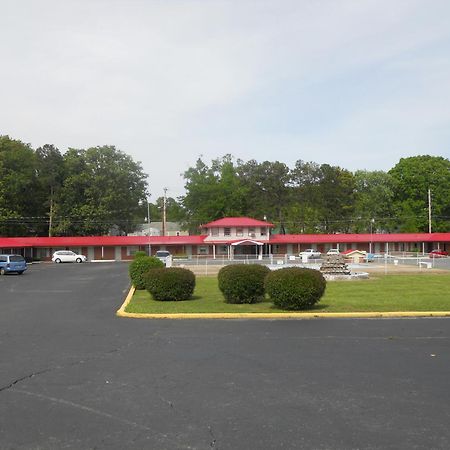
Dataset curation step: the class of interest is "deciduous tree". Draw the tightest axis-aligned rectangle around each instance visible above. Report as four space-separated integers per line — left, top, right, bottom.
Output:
389 156 450 232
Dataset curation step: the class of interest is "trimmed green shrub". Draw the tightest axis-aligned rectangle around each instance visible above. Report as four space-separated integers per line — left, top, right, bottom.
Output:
129 256 164 289
133 251 147 259
144 267 196 301
265 267 326 310
218 264 271 304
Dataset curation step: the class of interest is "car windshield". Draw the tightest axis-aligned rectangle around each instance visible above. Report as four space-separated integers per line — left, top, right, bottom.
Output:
156 251 170 257
10 255 25 262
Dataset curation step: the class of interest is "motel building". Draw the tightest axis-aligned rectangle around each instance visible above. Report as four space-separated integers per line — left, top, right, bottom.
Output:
0 217 449 262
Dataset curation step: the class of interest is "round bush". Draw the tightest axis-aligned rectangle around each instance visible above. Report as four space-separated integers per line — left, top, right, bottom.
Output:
218 264 271 304
129 256 164 289
265 267 326 310
144 267 196 301
133 251 147 259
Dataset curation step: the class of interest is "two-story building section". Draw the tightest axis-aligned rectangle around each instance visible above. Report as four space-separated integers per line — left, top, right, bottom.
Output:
201 217 274 259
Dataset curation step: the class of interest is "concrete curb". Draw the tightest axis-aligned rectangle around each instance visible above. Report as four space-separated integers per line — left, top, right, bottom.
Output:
116 287 450 320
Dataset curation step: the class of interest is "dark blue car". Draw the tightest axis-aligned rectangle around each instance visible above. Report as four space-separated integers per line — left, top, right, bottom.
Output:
0 254 27 275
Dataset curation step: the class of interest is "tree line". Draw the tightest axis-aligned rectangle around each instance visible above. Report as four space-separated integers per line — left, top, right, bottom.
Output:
180 154 450 234
0 136 148 236
1 135 450 236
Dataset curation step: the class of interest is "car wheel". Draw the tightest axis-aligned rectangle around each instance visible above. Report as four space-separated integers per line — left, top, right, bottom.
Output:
17 271 24 275
55 258 61 263
0 268 5 275
76 258 82 263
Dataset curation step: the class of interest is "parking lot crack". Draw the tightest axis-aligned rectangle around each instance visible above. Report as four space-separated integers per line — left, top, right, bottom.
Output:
0 343 136 396
208 425 217 448
0 368 53 393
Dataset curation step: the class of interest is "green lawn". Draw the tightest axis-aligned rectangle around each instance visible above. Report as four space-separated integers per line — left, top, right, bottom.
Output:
125 273 450 314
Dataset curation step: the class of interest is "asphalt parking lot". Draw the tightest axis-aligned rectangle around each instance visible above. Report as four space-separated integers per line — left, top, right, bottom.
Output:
1 262 450 449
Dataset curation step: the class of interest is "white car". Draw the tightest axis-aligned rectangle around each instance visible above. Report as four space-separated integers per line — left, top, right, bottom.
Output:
155 250 171 266
299 249 322 259
327 249 341 255
52 250 87 263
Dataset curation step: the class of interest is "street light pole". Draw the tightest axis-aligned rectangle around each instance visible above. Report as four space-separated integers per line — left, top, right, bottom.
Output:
369 218 375 254
162 187 167 237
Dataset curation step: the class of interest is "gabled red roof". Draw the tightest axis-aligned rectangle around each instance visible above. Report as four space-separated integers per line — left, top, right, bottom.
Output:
341 249 366 255
203 217 274 228
210 239 266 245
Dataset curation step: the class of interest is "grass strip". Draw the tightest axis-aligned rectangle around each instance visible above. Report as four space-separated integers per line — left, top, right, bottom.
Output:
125 273 450 314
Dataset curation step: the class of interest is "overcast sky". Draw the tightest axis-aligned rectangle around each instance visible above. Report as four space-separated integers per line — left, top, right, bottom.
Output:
1 0 450 198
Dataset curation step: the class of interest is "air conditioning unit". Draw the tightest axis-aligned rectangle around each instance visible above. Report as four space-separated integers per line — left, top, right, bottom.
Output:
249 233 256 238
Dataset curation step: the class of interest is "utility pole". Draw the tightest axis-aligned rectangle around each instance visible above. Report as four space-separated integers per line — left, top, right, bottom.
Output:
147 193 151 255
48 186 54 237
147 194 151 234
162 187 167 237
428 188 432 234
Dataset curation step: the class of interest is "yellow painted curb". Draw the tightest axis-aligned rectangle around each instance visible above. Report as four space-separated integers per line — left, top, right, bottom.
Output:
116 287 450 319
116 285 135 316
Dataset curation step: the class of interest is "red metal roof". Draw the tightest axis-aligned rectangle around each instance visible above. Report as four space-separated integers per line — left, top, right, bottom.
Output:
269 233 450 244
203 217 274 228
0 235 206 248
146 235 206 245
1 232 450 249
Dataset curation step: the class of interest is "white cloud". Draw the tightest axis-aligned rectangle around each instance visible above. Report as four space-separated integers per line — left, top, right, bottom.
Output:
1 0 450 196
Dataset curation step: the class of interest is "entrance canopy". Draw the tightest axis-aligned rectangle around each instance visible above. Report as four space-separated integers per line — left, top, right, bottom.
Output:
231 239 264 246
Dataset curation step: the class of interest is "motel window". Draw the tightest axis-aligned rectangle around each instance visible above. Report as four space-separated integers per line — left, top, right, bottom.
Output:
217 245 228 254
248 227 255 237
35 248 51 259
127 246 139 256
260 227 266 236
236 227 243 237
211 228 219 236
198 246 208 254
224 228 231 237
